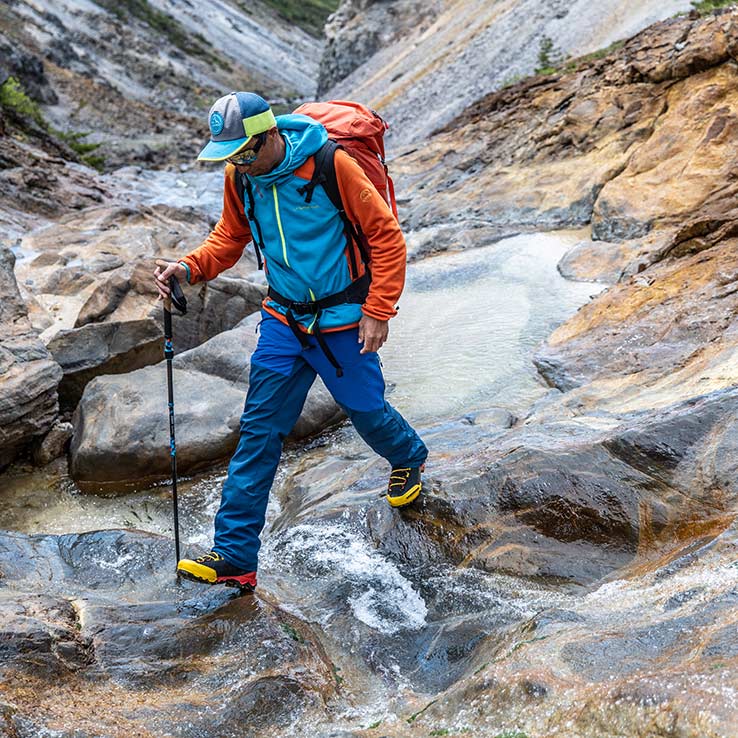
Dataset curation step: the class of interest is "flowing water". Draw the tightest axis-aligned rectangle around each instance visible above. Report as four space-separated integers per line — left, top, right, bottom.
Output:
2 226 607 729
6 211 735 735
1 227 601 540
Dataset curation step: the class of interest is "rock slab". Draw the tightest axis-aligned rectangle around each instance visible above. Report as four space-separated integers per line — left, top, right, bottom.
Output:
0 247 62 468
70 314 344 487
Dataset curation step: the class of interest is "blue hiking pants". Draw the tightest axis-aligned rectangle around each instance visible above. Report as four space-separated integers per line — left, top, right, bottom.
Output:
212 313 428 572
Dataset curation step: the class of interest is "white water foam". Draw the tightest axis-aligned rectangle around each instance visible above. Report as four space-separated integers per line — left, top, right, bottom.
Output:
266 521 428 634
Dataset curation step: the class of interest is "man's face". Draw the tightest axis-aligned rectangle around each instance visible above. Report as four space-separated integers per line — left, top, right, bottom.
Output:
228 130 282 176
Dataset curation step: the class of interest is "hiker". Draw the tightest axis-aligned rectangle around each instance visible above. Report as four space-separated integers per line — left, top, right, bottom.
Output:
153 92 427 591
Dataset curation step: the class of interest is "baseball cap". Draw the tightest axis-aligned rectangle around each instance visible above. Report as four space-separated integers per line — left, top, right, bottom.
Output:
197 92 277 161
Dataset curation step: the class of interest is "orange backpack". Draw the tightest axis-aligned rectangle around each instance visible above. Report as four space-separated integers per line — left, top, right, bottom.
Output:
293 100 398 219
235 100 398 273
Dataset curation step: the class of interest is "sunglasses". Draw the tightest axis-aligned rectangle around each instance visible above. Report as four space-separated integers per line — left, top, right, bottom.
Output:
226 133 267 165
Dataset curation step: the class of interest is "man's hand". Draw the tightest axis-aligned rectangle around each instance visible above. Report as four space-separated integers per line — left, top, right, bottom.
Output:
358 314 389 354
153 260 187 301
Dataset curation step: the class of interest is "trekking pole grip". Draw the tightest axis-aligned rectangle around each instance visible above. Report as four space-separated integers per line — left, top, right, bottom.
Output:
163 298 173 341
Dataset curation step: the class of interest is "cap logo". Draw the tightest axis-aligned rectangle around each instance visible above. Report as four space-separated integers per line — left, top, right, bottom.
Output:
210 111 225 136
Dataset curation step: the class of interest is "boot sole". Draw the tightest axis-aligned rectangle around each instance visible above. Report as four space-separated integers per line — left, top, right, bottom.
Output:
177 562 256 591
386 483 422 508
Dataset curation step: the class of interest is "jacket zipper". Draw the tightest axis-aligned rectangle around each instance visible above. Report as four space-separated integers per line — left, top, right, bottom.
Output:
272 186 290 267
272 185 320 332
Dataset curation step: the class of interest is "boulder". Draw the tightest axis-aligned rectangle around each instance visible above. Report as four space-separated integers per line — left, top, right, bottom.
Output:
70 314 344 487
32 420 73 466
0 594 92 677
73 259 266 349
70 365 245 487
47 318 163 409
0 247 62 468
557 238 642 284
535 238 738 392
16 206 266 407
0 529 336 736
360 387 738 586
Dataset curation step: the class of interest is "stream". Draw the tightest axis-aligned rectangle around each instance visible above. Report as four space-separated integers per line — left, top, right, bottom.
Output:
2 222 609 731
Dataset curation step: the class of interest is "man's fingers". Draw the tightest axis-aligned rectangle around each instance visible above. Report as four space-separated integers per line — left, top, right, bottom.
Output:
360 335 378 354
153 260 179 305
154 260 180 282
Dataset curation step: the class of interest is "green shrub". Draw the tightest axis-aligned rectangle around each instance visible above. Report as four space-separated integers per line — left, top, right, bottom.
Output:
52 128 105 171
535 36 562 75
279 622 304 642
0 77 47 128
257 0 340 37
691 0 736 13
0 77 106 170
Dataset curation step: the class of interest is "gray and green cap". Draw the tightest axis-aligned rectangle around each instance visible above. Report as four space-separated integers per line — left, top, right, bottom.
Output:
197 92 277 161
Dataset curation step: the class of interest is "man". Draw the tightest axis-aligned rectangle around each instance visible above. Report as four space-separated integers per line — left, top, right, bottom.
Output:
154 92 427 591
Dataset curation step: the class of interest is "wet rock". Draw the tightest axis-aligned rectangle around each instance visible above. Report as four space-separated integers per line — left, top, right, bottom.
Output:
411 527 738 738
535 239 738 396
367 383 738 588
0 529 336 735
0 593 92 676
0 702 18 738
495 446 642 546
69 365 244 487
32 420 73 466
193 675 320 738
0 247 62 468
70 314 343 486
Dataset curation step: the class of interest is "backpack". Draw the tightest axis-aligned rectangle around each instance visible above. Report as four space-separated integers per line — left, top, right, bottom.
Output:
293 100 398 220
235 101 398 377
236 100 398 272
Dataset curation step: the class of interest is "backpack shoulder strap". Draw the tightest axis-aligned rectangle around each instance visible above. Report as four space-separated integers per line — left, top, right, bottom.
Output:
297 139 342 210
297 140 371 275
315 139 342 212
235 169 264 270
235 168 246 205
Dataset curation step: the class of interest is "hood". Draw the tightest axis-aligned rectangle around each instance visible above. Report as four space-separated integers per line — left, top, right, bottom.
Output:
251 113 328 188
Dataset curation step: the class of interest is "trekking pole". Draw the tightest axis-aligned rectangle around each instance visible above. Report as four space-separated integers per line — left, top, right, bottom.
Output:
163 274 187 567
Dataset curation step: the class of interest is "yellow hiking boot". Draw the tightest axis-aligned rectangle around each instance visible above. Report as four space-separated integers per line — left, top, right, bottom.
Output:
386 465 423 508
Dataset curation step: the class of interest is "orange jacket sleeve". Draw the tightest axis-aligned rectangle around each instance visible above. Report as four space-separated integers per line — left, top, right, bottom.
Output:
180 164 253 283
334 150 406 321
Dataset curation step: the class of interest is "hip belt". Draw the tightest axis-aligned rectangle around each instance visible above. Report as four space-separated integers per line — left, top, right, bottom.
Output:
267 272 371 377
